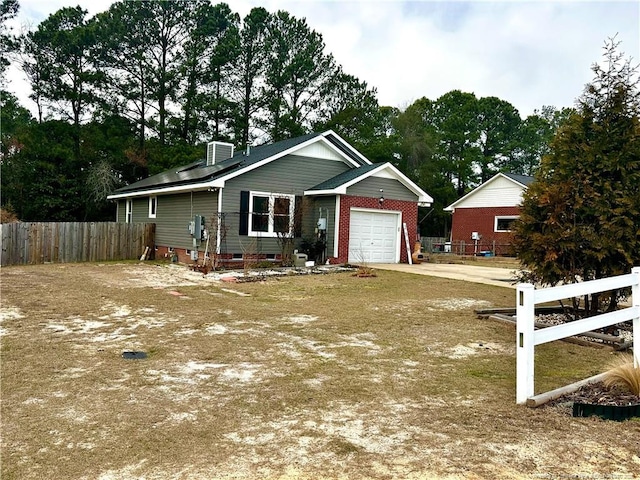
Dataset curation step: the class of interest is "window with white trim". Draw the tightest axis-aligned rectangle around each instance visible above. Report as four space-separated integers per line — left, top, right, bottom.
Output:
249 192 295 237
125 199 132 224
495 215 519 232
148 196 157 218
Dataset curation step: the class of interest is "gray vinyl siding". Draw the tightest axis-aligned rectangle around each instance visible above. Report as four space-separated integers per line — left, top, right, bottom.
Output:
154 191 218 249
132 197 147 222
346 177 418 202
221 154 350 255
116 200 125 222
115 197 148 223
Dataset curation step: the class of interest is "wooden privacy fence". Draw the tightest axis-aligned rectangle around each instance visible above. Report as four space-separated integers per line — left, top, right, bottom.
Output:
516 267 640 405
0 222 155 266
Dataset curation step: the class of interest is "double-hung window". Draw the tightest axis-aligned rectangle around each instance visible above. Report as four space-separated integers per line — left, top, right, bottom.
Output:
494 215 518 232
125 199 133 223
148 196 157 218
249 192 295 236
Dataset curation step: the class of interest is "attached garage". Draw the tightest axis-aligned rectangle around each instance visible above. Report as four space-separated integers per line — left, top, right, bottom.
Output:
348 209 401 263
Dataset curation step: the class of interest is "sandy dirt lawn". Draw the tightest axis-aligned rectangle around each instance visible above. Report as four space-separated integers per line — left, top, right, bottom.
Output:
1 262 639 480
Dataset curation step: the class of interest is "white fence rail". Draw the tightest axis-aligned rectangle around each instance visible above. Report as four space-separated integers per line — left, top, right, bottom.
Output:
516 267 640 404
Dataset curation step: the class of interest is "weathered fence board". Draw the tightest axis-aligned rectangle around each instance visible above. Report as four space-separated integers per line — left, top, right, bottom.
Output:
0 222 155 266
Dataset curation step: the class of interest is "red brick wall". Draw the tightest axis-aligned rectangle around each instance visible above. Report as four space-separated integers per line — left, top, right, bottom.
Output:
336 195 418 264
156 246 284 267
450 206 520 256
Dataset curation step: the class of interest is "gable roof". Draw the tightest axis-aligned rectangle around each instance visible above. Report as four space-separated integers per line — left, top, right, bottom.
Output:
444 172 534 211
308 163 381 191
305 162 433 205
502 172 535 187
107 131 370 199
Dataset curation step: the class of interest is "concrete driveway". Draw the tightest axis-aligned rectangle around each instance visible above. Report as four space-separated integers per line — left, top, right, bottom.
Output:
374 262 519 289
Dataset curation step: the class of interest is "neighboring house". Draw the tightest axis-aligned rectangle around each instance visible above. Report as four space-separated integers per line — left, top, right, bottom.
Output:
107 131 433 265
444 172 534 256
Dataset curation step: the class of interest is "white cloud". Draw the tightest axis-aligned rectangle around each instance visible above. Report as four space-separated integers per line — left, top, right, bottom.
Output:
6 0 640 118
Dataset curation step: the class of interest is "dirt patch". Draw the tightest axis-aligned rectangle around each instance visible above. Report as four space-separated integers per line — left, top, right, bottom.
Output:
428 298 493 311
445 342 514 359
1 262 638 479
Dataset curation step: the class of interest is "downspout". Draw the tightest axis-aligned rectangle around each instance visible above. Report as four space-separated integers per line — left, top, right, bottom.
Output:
216 188 223 255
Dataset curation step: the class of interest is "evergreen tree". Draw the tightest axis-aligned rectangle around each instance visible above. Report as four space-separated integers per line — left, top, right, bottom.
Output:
0 0 19 82
175 2 239 144
261 10 337 141
430 90 482 196
513 38 640 312
229 7 269 147
93 1 156 151
27 7 99 158
508 106 573 176
312 69 380 151
476 96 521 182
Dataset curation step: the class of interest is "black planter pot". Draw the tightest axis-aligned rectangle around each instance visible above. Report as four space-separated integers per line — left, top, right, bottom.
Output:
573 402 640 421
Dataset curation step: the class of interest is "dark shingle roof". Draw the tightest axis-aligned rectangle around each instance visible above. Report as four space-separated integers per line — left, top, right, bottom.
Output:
112 132 324 194
503 172 534 186
307 163 382 191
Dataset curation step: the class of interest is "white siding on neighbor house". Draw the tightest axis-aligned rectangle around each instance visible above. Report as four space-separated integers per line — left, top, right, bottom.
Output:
454 175 526 209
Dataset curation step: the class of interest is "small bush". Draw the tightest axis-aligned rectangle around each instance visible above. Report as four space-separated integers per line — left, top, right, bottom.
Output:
603 355 640 397
0 208 19 223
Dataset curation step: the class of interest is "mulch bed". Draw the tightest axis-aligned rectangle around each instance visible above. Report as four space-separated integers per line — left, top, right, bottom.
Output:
546 381 639 409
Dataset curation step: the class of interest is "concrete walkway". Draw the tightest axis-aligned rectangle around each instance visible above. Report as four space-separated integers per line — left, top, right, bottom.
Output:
373 262 519 289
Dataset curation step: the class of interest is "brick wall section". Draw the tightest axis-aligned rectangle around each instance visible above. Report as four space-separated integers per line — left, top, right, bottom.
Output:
156 245 282 267
336 195 418 264
451 206 520 255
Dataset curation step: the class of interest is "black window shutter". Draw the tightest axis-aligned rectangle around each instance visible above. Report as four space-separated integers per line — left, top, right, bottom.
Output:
294 196 303 238
239 191 249 235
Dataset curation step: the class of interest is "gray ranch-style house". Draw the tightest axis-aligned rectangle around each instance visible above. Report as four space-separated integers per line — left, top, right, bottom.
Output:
107 131 433 266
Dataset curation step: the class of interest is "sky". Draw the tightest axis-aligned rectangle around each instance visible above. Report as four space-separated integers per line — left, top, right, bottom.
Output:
6 0 640 119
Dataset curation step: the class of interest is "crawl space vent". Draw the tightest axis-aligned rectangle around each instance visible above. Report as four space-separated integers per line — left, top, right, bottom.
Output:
122 351 147 360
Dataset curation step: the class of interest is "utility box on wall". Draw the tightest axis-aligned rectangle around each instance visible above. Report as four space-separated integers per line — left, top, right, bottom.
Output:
189 215 205 241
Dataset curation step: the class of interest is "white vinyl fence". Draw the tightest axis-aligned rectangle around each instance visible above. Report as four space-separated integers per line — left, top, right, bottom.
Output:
516 267 640 404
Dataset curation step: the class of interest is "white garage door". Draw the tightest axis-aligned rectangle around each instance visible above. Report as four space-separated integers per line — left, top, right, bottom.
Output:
348 210 400 263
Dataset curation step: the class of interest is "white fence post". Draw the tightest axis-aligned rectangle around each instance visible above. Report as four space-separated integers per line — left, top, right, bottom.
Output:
516 283 535 404
633 267 640 368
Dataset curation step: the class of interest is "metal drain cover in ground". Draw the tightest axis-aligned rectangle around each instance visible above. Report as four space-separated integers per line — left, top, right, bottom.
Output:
122 351 147 360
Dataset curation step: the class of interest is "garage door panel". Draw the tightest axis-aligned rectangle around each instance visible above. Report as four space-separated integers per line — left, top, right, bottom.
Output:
348 210 400 263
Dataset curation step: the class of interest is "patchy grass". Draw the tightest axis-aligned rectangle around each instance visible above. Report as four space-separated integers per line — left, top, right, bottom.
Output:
1 262 638 479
